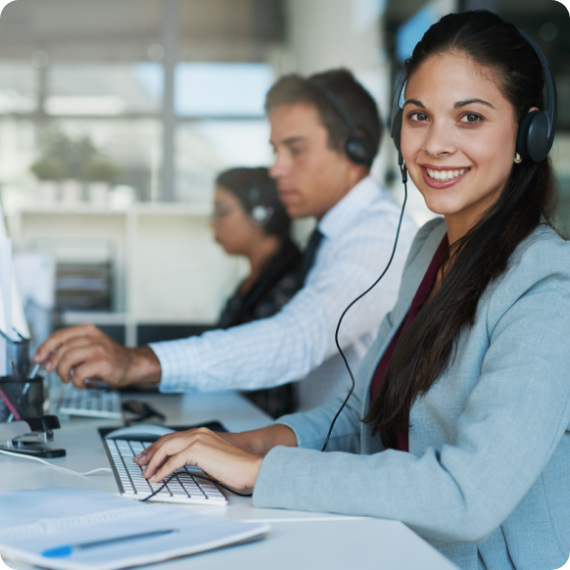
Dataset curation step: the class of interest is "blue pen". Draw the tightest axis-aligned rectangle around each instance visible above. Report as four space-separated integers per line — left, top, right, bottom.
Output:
41 529 178 558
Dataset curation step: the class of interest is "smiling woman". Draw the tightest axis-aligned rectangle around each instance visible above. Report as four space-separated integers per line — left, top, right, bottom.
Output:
401 54 527 242
134 12 570 570
363 11 558 449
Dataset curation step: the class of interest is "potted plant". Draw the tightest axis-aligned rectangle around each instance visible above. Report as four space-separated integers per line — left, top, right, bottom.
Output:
30 127 123 207
29 157 65 204
83 155 121 206
32 128 101 205
53 131 97 206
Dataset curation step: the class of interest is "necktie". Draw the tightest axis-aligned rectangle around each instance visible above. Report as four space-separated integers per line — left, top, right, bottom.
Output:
298 228 324 286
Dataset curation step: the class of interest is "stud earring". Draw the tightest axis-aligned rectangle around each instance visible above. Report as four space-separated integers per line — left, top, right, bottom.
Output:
514 152 523 164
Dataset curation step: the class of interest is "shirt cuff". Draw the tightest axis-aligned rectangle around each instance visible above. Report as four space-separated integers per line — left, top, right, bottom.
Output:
149 338 201 393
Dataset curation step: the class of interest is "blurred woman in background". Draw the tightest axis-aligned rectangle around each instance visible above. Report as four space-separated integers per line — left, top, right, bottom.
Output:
212 167 302 417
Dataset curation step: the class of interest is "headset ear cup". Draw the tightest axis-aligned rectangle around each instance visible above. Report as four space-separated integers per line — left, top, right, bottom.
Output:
391 108 403 156
345 134 374 165
250 205 273 226
516 110 538 162
526 111 551 163
516 111 552 163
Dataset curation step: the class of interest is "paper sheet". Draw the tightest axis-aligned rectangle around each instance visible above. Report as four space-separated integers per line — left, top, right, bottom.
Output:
0 488 269 570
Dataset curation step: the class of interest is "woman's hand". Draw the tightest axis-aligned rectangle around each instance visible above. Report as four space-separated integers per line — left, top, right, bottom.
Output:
134 428 263 490
206 424 298 457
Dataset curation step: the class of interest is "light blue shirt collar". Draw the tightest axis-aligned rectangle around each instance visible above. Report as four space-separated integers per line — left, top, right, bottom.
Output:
318 176 380 241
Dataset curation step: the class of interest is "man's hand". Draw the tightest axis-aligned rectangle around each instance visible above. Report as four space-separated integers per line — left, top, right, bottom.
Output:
135 428 263 490
33 324 161 389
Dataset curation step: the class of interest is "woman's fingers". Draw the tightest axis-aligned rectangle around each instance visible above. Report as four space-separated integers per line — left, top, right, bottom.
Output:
150 452 192 483
136 439 169 467
135 430 193 465
134 444 154 465
134 428 263 490
140 432 198 477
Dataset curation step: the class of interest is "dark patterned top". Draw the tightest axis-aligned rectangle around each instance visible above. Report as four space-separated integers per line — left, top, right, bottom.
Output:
370 234 449 451
217 238 302 418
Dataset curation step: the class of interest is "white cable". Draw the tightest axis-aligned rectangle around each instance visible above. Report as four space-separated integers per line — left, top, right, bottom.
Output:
0 449 112 476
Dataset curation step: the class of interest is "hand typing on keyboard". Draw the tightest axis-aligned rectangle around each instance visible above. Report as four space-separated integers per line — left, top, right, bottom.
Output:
34 323 161 389
133 428 263 491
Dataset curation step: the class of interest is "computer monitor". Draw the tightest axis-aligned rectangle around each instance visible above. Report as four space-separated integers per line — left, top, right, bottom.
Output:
0 204 30 376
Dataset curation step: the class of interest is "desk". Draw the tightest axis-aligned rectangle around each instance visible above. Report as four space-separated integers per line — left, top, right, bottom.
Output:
2 391 458 570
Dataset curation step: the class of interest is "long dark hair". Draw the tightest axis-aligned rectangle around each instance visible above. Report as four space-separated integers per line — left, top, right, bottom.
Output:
364 11 559 447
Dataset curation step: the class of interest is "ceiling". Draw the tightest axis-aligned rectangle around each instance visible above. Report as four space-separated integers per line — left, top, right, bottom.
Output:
0 0 286 63
3 0 566 66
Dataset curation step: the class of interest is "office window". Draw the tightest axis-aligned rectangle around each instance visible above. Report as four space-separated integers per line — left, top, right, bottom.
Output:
49 63 163 116
0 118 36 211
176 120 271 203
0 117 161 211
0 61 37 113
173 63 273 202
175 63 273 117
55 118 163 202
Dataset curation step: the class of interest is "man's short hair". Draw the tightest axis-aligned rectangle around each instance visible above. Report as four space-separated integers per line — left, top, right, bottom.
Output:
265 68 382 163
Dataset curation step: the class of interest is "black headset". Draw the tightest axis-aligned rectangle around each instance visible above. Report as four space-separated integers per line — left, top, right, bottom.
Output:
516 31 557 163
247 168 274 227
307 79 376 166
390 29 558 175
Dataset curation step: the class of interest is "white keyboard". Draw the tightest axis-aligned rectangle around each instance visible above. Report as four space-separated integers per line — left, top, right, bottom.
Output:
49 384 122 420
103 437 227 505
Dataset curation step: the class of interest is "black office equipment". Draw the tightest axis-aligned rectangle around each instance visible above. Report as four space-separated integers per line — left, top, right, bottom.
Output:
0 415 65 458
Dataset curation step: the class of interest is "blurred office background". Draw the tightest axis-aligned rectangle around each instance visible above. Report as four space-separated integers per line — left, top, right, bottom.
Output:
0 0 567 349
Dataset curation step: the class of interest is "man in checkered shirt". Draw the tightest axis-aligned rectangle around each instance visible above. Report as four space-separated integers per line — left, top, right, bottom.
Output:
35 69 417 412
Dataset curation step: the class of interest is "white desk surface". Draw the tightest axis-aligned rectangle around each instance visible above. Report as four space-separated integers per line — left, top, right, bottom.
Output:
2 391 458 570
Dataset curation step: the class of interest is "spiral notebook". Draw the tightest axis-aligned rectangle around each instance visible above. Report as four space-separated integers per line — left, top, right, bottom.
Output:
0 488 269 570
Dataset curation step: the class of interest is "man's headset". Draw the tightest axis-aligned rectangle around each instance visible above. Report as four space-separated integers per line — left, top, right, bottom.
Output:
247 168 274 227
307 79 376 166
390 29 557 176
320 29 558 452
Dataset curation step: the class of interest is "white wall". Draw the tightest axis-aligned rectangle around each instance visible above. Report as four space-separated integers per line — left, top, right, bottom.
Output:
287 0 384 76
285 0 394 190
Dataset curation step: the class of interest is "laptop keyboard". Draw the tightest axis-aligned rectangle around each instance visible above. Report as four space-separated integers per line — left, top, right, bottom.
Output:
50 384 122 420
106 438 227 505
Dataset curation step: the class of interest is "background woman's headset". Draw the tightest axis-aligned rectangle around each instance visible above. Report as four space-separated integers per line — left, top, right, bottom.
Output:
307 79 376 166
247 168 275 227
390 28 558 177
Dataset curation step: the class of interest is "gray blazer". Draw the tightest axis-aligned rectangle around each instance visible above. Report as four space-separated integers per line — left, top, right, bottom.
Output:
254 218 570 570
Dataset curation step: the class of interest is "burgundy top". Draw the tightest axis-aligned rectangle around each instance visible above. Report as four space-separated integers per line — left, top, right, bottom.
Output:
370 234 449 452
